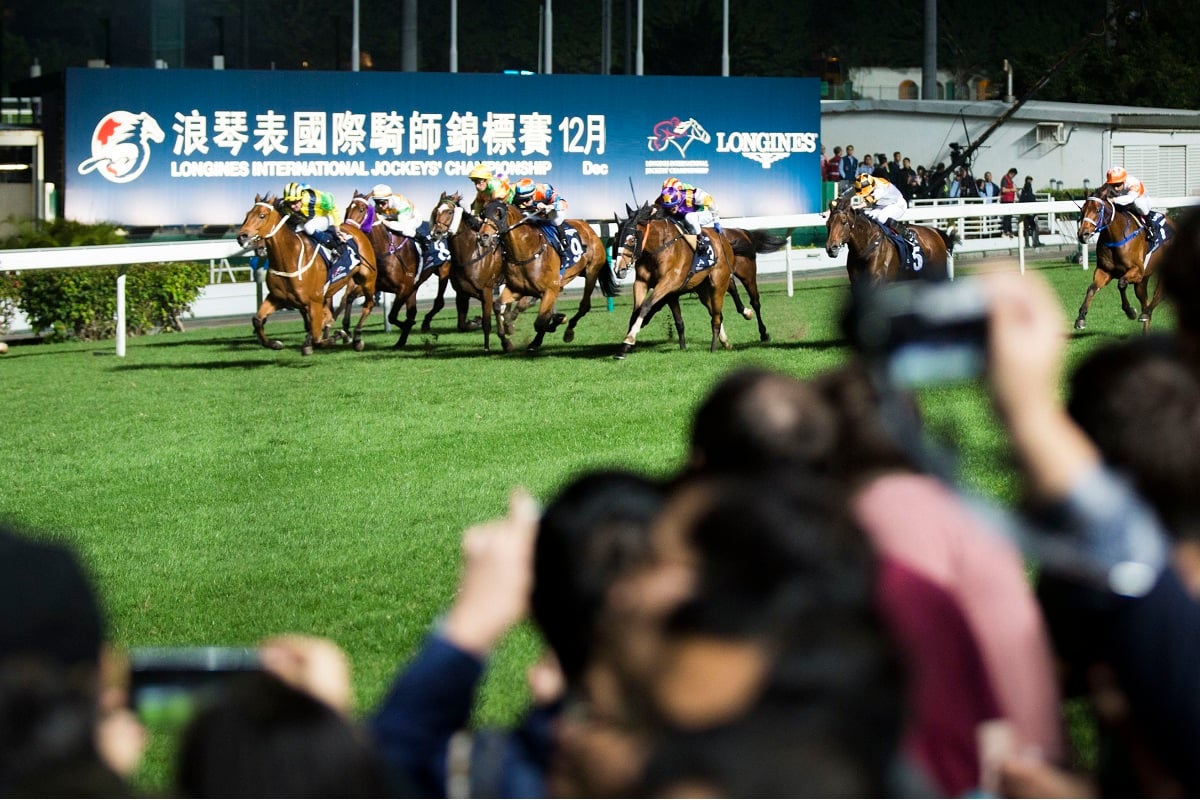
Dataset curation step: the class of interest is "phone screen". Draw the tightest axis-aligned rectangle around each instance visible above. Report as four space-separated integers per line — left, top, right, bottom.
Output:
128 646 261 726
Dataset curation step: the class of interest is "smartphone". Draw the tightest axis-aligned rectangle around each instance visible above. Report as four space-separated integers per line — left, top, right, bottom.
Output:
128 646 262 726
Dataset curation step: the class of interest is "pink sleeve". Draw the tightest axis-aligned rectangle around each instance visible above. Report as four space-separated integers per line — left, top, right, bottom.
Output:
854 474 1065 760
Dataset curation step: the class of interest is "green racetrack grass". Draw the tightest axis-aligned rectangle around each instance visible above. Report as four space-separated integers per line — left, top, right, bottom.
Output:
0 254 1168 788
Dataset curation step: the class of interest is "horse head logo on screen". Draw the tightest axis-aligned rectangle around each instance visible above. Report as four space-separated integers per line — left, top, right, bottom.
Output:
646 116 711 157
77 111 165 184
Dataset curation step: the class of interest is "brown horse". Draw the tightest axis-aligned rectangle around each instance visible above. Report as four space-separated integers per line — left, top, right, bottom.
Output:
1074 193 1172 333
235 194 365 355
610 203 733 359
428 191 506 352
343 191 423 349
825 194 957 285
482 200 619 352
725 227 787 342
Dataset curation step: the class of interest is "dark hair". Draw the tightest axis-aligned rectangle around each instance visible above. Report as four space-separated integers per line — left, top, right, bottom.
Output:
687 367 836 477
644 472 903 796
1067 335 1200 540
531 469 665 684
1159 205 1200 345
0 657 129 797
177 672 392 798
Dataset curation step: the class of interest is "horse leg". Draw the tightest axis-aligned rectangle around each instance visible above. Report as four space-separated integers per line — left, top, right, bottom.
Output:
420 274 447 333
1074 270 1112 330
563 272 596 344
616 281 657 359
303 300 327 356
349 289 376 352
495 286 516 353
252 295 285 350
529 287 565 352
740 270 769 342
479 288 495 353
696 277 731 352
396 291 418 349
668 296 686 350
727 279 748 319
1116 277 1138 321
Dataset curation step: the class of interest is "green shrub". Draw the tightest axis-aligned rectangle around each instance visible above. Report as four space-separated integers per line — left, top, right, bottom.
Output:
2 218 211 341
0 272 19 334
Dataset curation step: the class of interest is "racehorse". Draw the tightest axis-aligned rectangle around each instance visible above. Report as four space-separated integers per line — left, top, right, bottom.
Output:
481 199 619 352
825 193 957 285
428 191 507 352
610 202 734 359
343 191 423 349
1074 192 1172 333
723 227 787 342
235 193 367 355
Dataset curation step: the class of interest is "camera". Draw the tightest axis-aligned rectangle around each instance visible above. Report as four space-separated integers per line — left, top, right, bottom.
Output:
843 278 990 388
128 646 262 725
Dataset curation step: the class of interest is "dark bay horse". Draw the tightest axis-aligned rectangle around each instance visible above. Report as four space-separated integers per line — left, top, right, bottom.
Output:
429 191 506 352
236 193 363 355
482 200 619 352
610 203 733 359
725 227 787 342
343 191 422 348
825 194 957 286
1074 193 1173 333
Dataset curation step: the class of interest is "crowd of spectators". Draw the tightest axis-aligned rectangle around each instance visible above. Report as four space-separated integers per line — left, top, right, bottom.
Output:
9 208 1200 796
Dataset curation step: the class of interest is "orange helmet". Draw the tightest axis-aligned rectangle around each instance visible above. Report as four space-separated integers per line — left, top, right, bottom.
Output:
1106 166 1127 185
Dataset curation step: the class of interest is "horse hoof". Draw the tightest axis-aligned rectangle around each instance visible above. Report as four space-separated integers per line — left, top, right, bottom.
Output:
502 340 515 353
1138 313 1151 323
419 324 432 334
552 313 567 327
301 345 313 356
461 318 483 332
614 343 632 360
1124 310 1137 320
760 333 772 343
268 340 285 351
1073 319 1086 330
353 339 365 352
741 309 755 320
563 329 576 343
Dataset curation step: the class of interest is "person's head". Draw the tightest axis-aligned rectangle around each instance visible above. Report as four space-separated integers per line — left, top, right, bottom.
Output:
687 367 836 477
282 182 306 208
810 362 920 486
177 671 392 797
531 469 665 686
662 176 682 193
1067 335 1200 541
1159 206 1200 355
903 157 911 167
659 185 682 211
468 163 492 191
1024 175 1034 185
846 145 854 155
833 146 843 156
855 173 876 193
862 154 873 166
512 177 537 206
984 171 993 182
1105 166 1127 187
370 183 391 204
0 525 124 797
1007 167 1019 178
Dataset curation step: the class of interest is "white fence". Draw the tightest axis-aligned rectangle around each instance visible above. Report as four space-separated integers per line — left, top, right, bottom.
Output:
2 197 1197 355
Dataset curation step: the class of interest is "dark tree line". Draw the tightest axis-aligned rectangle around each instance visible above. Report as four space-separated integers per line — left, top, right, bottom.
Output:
2 0 1196 109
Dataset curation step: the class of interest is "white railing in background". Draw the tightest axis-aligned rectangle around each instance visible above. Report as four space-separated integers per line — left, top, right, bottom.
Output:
2 197 1197 355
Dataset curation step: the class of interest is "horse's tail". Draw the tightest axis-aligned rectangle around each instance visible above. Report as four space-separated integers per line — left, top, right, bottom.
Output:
599 253 621 297
937 226 962 254
743 229 787 255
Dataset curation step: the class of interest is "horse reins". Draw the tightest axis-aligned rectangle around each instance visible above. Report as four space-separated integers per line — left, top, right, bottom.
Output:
250 201 321 278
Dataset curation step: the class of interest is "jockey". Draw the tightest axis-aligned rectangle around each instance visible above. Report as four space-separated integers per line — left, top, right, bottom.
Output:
656 178 719 273
854 173 913 239
371 183 445 274
468 164 513 215
1104 166 1165 249
511 177 569 260
282 181 347 260
854 173 920 270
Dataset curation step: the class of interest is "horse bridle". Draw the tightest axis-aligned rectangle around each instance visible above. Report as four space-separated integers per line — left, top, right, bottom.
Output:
613 217 685 278
433 200 499 265
1080 196 1113 236
827 205 883 257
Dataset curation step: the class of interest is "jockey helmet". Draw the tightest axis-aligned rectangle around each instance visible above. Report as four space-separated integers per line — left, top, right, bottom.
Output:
468 164 493 181
662 177 683 192
513 178 537 202
1106 166 1128 185
283 182 305 203
659 185 682 210
855 173 875 192
371 184 392 199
